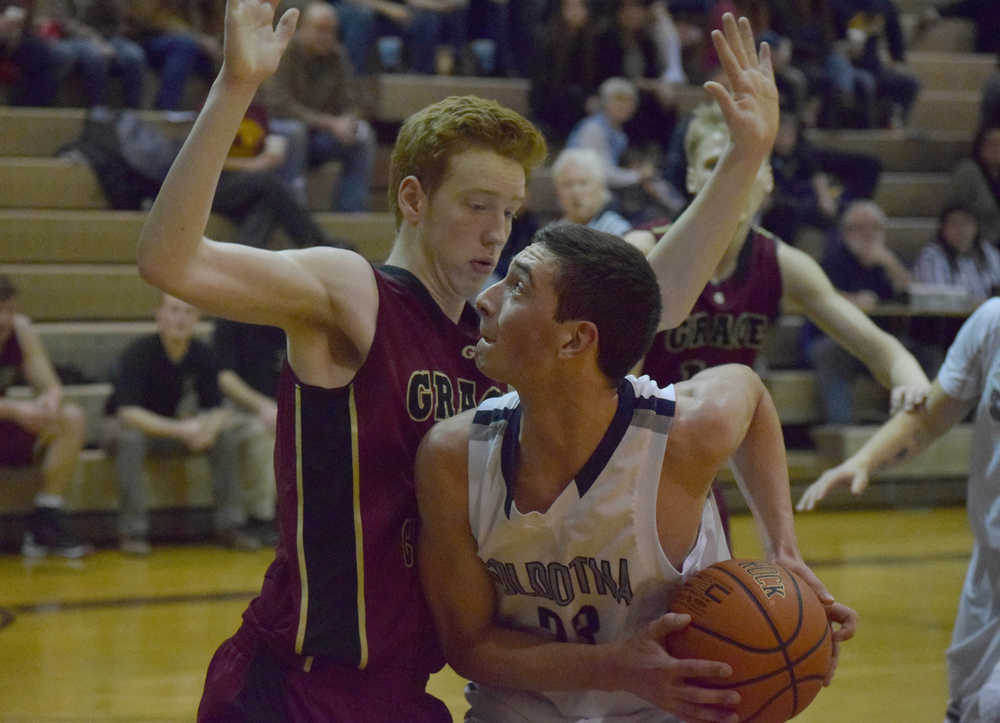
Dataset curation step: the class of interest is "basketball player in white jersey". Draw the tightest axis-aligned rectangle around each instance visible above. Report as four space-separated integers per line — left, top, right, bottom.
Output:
415 224 857 722
798 298 1000 723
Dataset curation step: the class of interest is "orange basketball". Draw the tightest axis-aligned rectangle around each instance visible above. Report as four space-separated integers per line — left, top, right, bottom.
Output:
665 558 833 723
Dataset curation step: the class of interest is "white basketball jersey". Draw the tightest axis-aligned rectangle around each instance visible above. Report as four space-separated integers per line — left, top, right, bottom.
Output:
465 375 731 722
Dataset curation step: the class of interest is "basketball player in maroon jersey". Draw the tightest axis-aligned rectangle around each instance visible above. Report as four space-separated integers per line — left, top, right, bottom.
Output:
641 102 930 547
137 1 782 719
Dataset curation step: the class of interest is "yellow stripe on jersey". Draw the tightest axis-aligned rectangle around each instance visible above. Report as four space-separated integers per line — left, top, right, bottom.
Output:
294 384 310 658
350 385 369 669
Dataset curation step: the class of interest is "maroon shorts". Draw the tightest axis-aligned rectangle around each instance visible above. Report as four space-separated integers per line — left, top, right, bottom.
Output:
0 421 37 466
197 623 451 722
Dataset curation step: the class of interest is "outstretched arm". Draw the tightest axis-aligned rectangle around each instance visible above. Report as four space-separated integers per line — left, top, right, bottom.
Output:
797 380 971 511
779 242 930 413
138 1 375 341
416 412 741 722
669 365 858 683
648 13 779 329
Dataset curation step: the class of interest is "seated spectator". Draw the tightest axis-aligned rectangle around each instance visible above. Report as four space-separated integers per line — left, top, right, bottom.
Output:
527 0 601 144
37 0 146 108
913 202 1000 304
551 147 657 253
0 274 91 559
124 0 221 110
567 77 686 225
213 318 286 547
831 0 920 129
321 0 412 75
801 200 937 423
950 122 1000 244
592 0 680 155
261 2 375 213
403 0 467 75
769 0 858 128
911 202 1000 368
1 1 64 106
762 109 881 246
103 294 260 555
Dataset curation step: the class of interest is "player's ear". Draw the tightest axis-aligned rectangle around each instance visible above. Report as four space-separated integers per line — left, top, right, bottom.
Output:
558 320 598 361
397 176 426 225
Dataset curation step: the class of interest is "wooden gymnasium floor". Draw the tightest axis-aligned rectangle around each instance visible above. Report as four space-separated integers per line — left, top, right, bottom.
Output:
0 505 971 722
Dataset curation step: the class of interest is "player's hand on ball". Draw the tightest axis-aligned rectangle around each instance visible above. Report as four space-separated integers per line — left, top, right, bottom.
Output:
615 613 741 723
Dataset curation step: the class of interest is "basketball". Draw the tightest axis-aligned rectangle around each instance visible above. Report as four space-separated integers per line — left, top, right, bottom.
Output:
665 558 833 723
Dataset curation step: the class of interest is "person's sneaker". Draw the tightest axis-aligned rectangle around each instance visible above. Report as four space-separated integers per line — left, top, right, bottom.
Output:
21 507 94 559
217 528 261 551
119 536 152 556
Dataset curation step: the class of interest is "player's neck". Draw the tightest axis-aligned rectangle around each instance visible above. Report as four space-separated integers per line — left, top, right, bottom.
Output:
386 240 468 323
514 382 619 512
713 223 748 283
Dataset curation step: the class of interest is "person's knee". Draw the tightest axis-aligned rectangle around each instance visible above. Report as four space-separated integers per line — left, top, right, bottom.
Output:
57 403 87 441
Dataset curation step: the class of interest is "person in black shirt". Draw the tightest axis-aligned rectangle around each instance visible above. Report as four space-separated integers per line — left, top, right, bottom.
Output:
105 294 259 555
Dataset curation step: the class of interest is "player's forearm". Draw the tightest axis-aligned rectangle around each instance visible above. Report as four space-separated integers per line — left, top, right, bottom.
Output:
138 75 257 291
649 146 767 328
448 627 621 694
730 380 800 561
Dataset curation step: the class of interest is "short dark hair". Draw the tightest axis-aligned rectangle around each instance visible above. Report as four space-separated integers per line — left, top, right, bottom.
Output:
0 274 16 302
534 224 661 382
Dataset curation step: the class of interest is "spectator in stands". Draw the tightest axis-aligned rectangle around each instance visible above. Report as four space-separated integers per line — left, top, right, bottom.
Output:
402 0 467 75
567 77 686 225
592 0 680 155
914 202 1000 303
762 109 881 246
768 0 856 128
1 0 64 106
830 0 920 129
801 200 937 423
37 0 146 108
124 0 222 110
910 202 1000 369
104 293 260 555
262 2 375 213
796 296 1000 723
527 0 601 144
319 0 411 74
950 122 1000 245
0 274 92 559
552 147 657 253
213 318 285 546
640 107 930 544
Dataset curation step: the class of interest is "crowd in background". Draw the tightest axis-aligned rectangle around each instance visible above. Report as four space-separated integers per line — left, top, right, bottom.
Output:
2 0 1000 557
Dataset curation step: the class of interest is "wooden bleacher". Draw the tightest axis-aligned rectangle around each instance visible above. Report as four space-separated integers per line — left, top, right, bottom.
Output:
1 30 985 543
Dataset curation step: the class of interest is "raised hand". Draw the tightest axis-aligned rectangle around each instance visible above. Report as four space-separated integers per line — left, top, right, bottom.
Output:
703 13 779 162
221 0 299 88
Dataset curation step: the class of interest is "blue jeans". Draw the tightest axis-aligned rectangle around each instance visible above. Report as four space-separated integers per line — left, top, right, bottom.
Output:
406 7 467 74
308 121 376 212
57 36 146 107
142 33 215 110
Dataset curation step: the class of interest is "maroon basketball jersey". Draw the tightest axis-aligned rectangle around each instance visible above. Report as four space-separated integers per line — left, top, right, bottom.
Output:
643 227 783 383
0 328 24 394
243 266 503 678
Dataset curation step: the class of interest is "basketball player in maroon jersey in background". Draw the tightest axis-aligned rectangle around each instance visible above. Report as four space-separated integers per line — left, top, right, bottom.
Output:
137 0 783 718
641 101 930 549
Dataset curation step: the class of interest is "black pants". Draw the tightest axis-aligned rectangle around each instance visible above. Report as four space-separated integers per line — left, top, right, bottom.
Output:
213 170 327 249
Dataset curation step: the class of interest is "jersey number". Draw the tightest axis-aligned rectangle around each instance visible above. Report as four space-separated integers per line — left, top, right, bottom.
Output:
538 605 601 645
